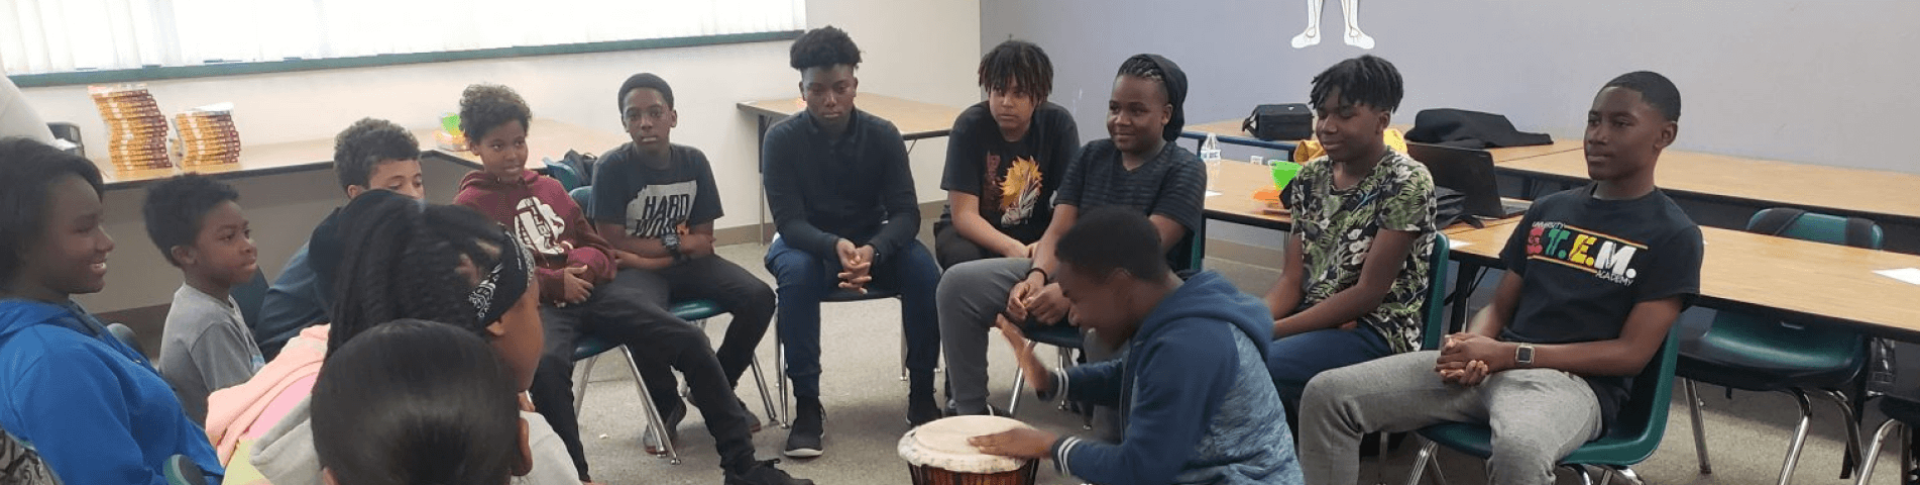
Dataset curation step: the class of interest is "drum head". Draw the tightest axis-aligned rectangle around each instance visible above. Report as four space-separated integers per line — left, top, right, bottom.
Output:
899 415 1034 474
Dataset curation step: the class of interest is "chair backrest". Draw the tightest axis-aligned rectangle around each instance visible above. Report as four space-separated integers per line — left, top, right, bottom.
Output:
545 159 583 191
1173 220 1206 273
1420 233 1452 351
1705 208 1882 361
1602 320 1687 465
105 323 142 355
569 186 595 222
231 267 270 331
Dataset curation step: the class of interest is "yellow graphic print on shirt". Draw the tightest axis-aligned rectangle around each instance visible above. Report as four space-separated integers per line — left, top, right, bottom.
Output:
997 156 1043 226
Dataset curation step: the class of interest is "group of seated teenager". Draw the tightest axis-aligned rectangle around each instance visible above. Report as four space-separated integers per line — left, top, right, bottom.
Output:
0 23 1702 485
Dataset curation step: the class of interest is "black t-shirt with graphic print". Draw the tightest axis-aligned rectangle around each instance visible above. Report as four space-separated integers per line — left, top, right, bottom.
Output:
592 143 723 237
1498 183 1703 430
938 101 1080 244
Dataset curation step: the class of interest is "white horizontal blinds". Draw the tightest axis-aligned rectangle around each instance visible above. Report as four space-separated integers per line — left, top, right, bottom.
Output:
2 0 806 75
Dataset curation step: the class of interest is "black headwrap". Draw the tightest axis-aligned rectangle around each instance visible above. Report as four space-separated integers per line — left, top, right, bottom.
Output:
1123 53 1188 142
469 235 532 326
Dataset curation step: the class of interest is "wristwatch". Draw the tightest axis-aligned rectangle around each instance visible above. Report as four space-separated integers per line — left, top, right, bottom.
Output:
1515 343 1535 368
663 232 685 262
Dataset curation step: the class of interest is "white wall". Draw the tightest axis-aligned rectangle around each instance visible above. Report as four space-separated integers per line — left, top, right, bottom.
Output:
18 0 981 313
982 0 1920 250
982 0 1920 175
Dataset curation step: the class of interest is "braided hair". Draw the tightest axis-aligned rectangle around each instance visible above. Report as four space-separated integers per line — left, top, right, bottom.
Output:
327 192 517 358
978 40 1053 101
1309 55 1404 114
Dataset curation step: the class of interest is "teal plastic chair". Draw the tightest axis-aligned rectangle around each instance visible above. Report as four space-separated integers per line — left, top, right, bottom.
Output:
163 455 206 485
1678 209 1882 484
1421 233 1453 352
570 300 781 465
569 186 595 221
1404 319 1686 485
1851 393 1920 484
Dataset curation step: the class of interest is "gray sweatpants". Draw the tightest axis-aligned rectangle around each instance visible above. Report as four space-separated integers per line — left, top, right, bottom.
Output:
936 257 1029 414
1298 350 1603 485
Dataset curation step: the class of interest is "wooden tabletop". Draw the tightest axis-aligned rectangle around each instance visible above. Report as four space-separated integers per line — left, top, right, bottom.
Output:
1499 149 1920 222
1203 159 1294 230
100 118 625 190
1183 118 1579 163
1447 219 1920 340
737 93 963 140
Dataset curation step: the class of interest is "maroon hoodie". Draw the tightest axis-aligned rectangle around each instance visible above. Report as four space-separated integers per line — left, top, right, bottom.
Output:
455 170 616 304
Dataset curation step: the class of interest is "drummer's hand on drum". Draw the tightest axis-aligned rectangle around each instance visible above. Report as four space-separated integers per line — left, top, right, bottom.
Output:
969 427 1059 459
995 316 1053 394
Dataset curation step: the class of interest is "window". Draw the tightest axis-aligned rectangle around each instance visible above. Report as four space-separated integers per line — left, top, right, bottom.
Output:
2 0 805 76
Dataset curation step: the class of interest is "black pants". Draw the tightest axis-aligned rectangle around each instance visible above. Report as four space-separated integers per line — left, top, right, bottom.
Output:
933 220 998 270
527 257 776 480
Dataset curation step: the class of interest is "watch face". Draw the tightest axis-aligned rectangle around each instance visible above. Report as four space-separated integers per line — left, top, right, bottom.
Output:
1517 345 1534 364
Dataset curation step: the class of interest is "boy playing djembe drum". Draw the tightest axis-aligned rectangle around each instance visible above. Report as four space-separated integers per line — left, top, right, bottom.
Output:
971 208 1304 485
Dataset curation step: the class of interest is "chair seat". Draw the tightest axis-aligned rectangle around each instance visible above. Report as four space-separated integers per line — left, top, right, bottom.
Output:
573 300 727 361
573 335 620 361
1417 420 1654 468
822 287 901 303
1022 324 1084 349
671 299 725 321
1678 332 1864 391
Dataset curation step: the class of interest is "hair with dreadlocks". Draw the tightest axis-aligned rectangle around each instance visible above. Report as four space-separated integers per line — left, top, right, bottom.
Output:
327 194 515 359
1602 71 1681 123
978 40 1053 101
1309 55 1404 114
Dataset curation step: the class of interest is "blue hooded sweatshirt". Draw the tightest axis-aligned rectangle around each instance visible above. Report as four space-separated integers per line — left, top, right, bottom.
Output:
1043 271 1302 485
0 299 224 485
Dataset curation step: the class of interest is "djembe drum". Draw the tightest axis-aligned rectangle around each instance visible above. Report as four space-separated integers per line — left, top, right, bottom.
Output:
899 415 1040 485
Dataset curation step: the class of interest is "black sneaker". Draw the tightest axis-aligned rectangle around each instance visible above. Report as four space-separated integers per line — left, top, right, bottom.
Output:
783 400 825 458
907 393 942 426
725 459 814 485
643 401 687 455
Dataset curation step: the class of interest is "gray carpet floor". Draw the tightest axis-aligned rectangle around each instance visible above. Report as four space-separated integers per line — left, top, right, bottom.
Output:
568 241 1902 485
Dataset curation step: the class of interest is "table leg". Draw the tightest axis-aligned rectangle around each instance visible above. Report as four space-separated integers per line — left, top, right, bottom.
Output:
756 115 771 244
1448 261 1482 334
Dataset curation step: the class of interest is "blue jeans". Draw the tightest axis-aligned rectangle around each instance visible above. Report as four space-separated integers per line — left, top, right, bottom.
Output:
1268 326 1393 409
765 238 942 399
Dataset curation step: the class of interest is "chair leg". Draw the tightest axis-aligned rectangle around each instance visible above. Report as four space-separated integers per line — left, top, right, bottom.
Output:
620 346 681 465
1816 389 1864 479
749 355 783 427
1403 439 1439 485
1009 366 1027 416
1055 346 1072 412
1684 378 1713 474
1855 419 1904 485
1777 389 1816 485
573 354 600 418
899 331 908 381
1614 466 1644 485
1424 451 1448 485
777 335 790 429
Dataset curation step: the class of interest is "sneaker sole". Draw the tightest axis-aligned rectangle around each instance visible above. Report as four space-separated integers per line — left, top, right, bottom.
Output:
782 447 824 458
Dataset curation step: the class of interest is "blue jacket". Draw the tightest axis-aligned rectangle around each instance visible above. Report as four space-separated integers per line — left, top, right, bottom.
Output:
0 299 224 485
1047 271 1302 485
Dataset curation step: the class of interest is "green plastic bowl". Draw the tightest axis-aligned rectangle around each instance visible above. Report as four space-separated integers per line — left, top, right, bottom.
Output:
1271 161 1302 192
